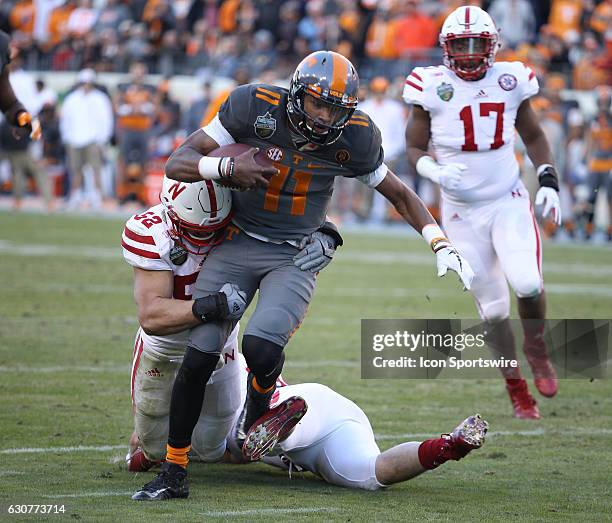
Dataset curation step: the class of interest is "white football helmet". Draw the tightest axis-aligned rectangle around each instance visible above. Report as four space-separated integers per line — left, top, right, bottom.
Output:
160 176 232 253
439 6 500 81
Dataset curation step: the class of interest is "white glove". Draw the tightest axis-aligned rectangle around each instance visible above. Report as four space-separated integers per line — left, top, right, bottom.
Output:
416 156 466 190
535 187 562 225
435 245 475 290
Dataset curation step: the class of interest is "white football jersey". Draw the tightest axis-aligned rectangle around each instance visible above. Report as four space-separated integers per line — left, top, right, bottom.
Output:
122 204 236 361
403 62 539 204
271 383 369 452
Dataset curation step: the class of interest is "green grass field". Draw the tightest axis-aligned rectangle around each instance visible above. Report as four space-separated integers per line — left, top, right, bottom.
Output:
0 211 611 522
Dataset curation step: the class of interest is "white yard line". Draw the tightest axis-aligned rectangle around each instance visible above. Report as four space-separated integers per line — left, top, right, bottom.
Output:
201 508 341 517
0 365 130 374
1 240 611 278
4 427 612 455
375 427 612 441
42 491 133 499
0 445 126 454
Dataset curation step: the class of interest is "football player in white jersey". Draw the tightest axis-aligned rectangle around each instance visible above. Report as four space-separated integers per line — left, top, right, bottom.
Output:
403 6 561 420
123 176 248 475
236 383 488 491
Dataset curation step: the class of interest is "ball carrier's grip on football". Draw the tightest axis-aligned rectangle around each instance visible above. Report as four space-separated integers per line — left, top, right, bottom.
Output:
205 144 278 190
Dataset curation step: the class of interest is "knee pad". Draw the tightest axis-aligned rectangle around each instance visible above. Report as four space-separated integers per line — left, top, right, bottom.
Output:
477 297 510 323
177 346 221 388
242 335 285 389
512 277 543 299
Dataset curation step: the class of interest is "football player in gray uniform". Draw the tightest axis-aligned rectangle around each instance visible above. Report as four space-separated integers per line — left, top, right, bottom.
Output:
133 51 474 500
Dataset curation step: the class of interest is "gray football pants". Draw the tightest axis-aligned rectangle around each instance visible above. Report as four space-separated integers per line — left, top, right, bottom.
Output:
189 226 316 354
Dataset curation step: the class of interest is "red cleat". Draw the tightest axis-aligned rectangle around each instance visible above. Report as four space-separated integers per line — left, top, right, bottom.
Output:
439 414 489 461
524 340 558 398
242 396 307 462
506 379 540 419
126 447 161 472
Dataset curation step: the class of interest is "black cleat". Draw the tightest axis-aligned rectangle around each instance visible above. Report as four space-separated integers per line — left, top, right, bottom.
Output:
131 462 189 501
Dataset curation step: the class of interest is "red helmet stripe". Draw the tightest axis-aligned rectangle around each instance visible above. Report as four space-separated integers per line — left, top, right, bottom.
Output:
465 6 471 25
330 53 349 95
204 180 218 219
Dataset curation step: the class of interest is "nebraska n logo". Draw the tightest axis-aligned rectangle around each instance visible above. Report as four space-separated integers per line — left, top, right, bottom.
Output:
168 182 187 199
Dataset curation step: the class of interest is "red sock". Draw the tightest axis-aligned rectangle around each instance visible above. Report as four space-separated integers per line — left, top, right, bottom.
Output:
418 438 447 470
505 377 526 389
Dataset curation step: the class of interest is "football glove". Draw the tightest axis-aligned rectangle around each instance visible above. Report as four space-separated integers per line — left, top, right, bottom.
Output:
535 187 561 226
435 244 475 291
192 284 247 322
293 231 337 273
16 111 42 140
535 164 561 225
220 283 247 320
416 156 466 191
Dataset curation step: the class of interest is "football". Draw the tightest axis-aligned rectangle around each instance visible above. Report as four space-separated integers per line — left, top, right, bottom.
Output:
208 143 275 190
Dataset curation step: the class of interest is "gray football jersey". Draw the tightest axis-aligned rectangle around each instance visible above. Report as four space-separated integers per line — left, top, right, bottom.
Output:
218 84 384 242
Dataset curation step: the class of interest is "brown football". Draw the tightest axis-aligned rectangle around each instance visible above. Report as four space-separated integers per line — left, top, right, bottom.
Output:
208 144 275 190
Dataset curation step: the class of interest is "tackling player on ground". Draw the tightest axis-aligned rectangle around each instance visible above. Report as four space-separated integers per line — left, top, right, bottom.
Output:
134 50 475 500
404 6 561 419
238 382 488 491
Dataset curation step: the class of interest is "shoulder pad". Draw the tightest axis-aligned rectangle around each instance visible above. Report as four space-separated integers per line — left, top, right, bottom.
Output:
218 83 288 141
121 207 172 269
497 61 538 101
339 112 384 175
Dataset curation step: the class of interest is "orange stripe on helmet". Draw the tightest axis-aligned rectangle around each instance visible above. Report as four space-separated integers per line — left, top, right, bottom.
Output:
330 53 349 97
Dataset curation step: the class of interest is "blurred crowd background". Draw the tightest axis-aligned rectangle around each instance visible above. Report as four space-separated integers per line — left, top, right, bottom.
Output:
0 0 610 240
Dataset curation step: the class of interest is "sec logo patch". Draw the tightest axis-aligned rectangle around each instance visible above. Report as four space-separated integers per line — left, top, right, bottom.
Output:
267 147 283 161
498 74 517 91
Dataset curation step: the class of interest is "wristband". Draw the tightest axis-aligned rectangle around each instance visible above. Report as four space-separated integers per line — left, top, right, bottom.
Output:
198 156 224 180
422 224 450 252
536 164 559 191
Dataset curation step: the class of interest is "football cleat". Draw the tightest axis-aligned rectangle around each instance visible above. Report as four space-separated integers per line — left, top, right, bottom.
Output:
131 462 188 501
234 373 277 447
524 340 558 398
436 414 488 464
242 396 308 461
126 447 161 473
506 378 540 419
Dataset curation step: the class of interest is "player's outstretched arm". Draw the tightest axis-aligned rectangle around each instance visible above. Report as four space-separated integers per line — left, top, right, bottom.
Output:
165 128 276 189
133 268 246 335
376 172 474 290
516 99 561 224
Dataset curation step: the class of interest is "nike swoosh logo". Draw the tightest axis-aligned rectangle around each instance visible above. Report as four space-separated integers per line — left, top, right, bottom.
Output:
147 488 170 498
